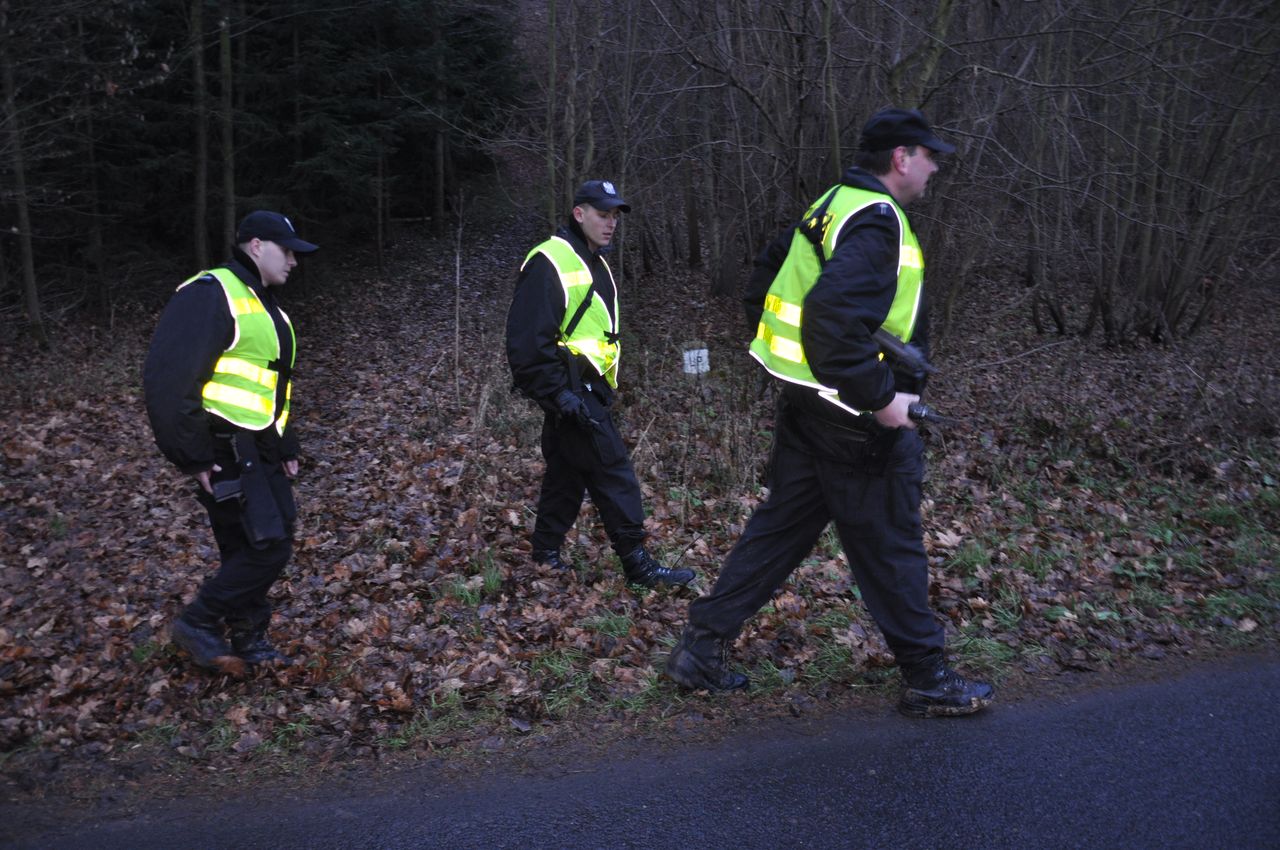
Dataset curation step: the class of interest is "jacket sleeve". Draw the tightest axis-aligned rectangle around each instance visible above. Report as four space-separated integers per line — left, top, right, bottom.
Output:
279 426 300 460
142 278 233 473
743 228 793 332
801 205 902 413
506 252 569 402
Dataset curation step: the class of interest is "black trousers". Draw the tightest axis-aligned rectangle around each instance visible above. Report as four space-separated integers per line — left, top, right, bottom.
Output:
687 411 945 668
531 389 646 558
183 436 295 633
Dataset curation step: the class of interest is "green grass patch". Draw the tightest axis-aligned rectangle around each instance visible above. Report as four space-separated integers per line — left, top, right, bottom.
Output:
267 718 316 752
543 672 594 716
130 722 181 748
991 587 1025 631
666 485 704 509
379 691 470 749
749 658 794 692
1229 533 1277 570
1013 546 1065 582
811 610 853 631
530 648 595 716
530 647 588 679
951 632 1017 676
1128 585 1175 614
818 526 842 559
1202 589 1273 622
605 673 665 713
581 612 633 638
1074 599 1124 625
1110 559 1163 585
481 562 503 597
443 576 482 607
947 540 992 578
799 639 856 685
131 640 163 663
1201 502 1246 530
203 719 238 753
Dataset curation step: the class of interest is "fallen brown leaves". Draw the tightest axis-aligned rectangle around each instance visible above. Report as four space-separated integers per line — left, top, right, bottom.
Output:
1 224 1276 792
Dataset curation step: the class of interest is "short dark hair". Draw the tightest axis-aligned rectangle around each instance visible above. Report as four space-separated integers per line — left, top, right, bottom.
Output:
854 145 918 176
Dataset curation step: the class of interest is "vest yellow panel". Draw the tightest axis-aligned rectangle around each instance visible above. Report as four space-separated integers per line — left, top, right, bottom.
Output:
748 185 924 415
178 268 295 433
523 237 621 388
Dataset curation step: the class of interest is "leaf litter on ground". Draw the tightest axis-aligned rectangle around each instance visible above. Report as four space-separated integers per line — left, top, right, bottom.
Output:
1 213 1277 800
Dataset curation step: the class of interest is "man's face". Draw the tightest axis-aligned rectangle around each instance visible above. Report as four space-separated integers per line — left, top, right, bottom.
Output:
251 239 298 286
574 204 622 251
896 146 939 204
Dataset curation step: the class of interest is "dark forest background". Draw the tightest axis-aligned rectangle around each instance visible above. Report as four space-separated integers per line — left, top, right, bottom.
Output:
2 0 1277 347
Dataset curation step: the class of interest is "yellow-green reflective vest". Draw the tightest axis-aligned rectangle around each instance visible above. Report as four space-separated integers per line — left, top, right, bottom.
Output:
177 268 296 434
523 236 621 388
748 184 924 416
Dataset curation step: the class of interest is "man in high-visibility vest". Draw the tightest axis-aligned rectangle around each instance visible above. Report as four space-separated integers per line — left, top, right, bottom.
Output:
506 180 695 589
666 109 994 717
144 210 317 676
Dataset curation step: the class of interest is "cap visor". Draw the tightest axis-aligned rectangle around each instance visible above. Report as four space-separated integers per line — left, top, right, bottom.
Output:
923 137 956 154
591 199 631 213
280 237 319 253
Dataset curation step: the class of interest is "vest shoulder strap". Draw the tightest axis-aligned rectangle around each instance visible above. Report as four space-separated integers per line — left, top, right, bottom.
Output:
561 277 597 339
797 185 842 266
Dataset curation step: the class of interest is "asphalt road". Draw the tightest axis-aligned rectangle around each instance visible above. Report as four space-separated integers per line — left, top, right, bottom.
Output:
8 654 1279 849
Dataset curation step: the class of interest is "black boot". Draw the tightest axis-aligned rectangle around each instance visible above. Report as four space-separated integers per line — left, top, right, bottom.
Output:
665 626 749 691
532 549 571 570
898 654 994 718
229 626 291 666
171 617 245 677
621 548 695 588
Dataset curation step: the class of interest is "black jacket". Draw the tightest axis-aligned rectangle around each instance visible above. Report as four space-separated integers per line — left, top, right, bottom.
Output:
143 250 299 474
506 220 619 404
744 166 930 427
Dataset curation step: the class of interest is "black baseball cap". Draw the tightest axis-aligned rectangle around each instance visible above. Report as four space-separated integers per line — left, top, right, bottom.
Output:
573 180 631 213
859 108 956 154
235 210 319 253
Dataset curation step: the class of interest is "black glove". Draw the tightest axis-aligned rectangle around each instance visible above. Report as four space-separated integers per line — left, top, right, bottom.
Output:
553 388 596 429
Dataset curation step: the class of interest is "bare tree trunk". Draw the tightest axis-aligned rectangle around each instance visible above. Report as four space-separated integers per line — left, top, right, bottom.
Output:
375 153 385 276
453 192 465 402
433 131 445 233
1 21 48 347
74 14 106 315
191 0 209 268
682 93 701 269
431 9 446 236
292 8 302 172
219 2 236 248
234 0 247 110
822 0 840 182
544 0 558 229
559 69 573 198
889 0 956 106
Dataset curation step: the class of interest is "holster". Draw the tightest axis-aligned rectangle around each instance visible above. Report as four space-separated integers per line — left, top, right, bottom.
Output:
559 345 584 393
232 432 289 549
779 393 899 476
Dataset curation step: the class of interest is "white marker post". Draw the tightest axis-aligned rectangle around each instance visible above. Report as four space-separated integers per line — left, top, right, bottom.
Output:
682 340 710 378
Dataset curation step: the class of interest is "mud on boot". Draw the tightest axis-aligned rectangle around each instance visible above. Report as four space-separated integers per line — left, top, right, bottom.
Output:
898 656 994 718
621 547 696 588
170 618 246 678
532 549 571 571
665 626 749 692
230 627 291 666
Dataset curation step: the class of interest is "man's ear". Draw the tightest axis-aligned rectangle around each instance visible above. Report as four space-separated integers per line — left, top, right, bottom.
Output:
572 205 586 224
891 146 909 174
